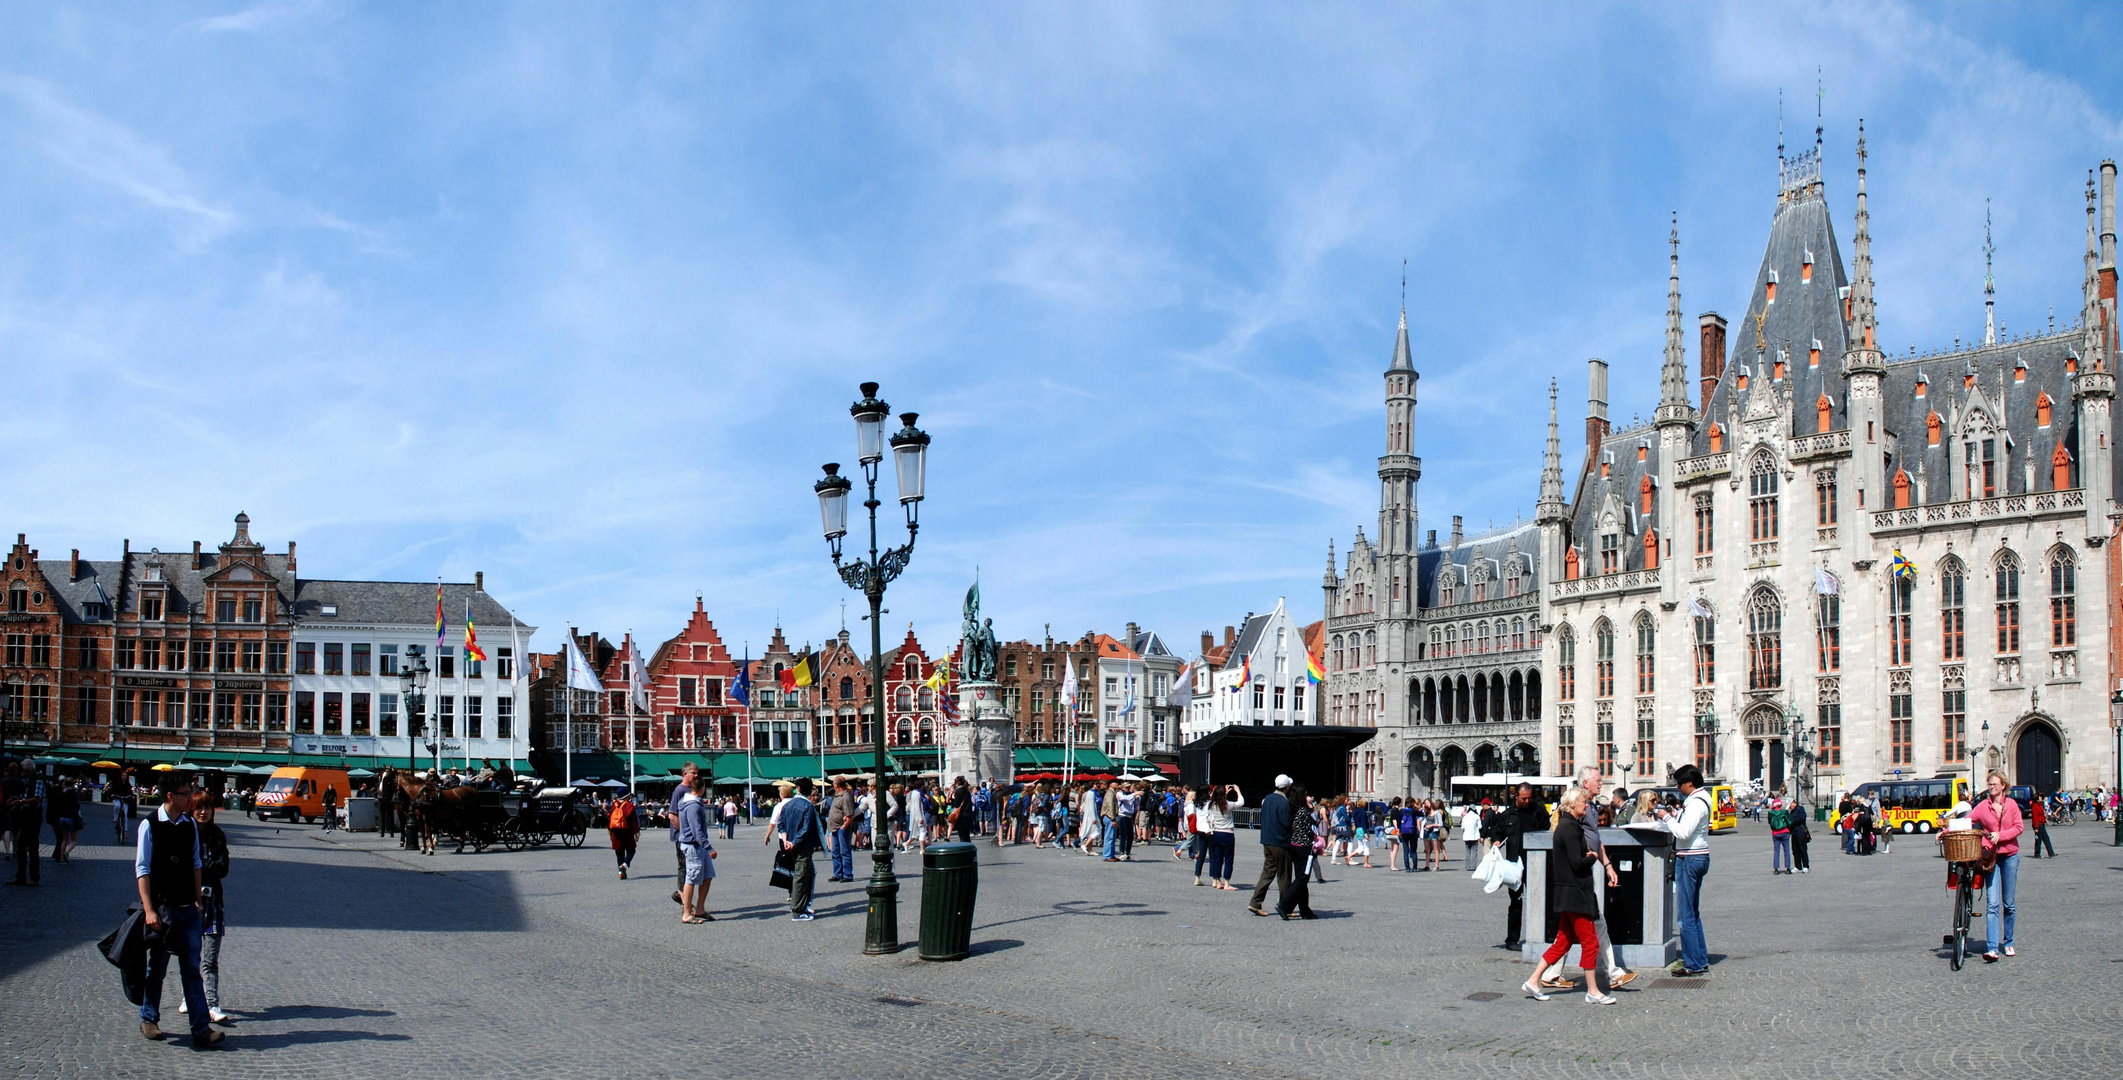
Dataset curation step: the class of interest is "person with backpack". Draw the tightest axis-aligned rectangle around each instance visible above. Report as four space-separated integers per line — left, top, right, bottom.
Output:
608 791 639 880
1768 794 1793 874
1787 798 1811 873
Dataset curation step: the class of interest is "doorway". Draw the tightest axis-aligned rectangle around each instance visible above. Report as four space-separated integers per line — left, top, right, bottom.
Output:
1747 739 1786 792
2013 719 2062 793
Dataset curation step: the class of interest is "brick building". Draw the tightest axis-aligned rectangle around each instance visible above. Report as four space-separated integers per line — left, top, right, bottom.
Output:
746 626 817 752
995 630 1099 749
644 599 745 751
812 627 872 751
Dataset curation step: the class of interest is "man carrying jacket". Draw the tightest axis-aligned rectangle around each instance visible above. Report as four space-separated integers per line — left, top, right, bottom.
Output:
1247 775 1295 917
133 778 222 1048
1482 782 1549 950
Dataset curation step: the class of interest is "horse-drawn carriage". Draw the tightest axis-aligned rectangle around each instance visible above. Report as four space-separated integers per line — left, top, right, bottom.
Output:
406 778 588 853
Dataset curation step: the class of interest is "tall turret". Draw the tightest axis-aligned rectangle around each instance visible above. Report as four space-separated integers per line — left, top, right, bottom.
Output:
1377 308 1422 614
1844 122 1887 515
2076 166 2116 540
1656 215 1693 428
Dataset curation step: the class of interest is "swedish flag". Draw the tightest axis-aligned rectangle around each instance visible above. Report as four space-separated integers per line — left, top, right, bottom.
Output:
1889 549 1916 581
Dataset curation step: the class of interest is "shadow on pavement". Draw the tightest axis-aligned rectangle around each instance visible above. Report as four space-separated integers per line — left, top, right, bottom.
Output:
233 1029 414 1050
234 1004 397 1021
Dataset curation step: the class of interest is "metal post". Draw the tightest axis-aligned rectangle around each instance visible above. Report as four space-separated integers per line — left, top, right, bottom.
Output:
2110 690 2121 846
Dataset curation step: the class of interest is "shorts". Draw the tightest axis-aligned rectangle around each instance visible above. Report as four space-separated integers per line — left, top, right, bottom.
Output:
682 844 715 884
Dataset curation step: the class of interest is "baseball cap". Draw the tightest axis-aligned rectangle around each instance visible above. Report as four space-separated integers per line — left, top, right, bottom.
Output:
1274 774 1293 789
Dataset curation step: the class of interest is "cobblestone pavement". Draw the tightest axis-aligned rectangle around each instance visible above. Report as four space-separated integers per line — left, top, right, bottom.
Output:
4 806 2120 1078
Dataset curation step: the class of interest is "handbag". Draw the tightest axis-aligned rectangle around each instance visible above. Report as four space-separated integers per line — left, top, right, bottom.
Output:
768 847 796 892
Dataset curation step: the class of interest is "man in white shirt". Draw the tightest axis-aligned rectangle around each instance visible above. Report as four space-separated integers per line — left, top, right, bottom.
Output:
1664 764 1714 976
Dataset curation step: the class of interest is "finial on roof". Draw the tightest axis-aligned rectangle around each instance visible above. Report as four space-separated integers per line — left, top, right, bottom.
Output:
1401 259 1407 326
1537 379 1567 524
1815 67 1823 153
1657 213 1691 425
1983 198 1997 346
1844 119 1882 374
1777 88 1785 162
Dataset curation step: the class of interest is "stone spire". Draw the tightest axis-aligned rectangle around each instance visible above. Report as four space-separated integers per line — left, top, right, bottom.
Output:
1390 307 1413 372
1536 380 1567 524
1323 539 1338 587
1656 214 1692 426
2086 170 2105 371
1844 121 1884 375
1983 199 1997 347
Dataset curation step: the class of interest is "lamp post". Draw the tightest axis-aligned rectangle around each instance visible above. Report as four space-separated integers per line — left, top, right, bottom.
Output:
1617 745 1638 795
2109 689 2121 847
816 382 929 956
399 652 429 775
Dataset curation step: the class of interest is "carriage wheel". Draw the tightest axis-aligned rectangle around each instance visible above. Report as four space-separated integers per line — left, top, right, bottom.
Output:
501 824 526 852
531 831 553 848
561 812 587 848
471 828 491 852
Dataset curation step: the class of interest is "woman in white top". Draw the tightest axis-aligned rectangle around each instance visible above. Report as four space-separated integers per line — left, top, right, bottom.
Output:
1461 804 1486 870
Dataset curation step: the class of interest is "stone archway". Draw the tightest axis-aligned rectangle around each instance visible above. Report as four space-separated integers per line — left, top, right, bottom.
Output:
1743 702 1785 792
1473 743 1501 774
1439 745 1469 794
1408 747 1436 799
2012 715 2062 794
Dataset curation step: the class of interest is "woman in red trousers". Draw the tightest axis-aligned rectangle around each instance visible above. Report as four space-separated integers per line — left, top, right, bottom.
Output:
1524 788 1615 1005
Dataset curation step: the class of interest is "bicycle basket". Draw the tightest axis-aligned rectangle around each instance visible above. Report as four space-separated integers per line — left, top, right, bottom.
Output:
1940 829 1983 863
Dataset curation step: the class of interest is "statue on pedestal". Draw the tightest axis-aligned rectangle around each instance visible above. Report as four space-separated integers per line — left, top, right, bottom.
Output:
947 581 1014 788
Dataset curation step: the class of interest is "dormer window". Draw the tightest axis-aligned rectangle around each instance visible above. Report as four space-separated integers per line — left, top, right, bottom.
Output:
1801 251 1814 284
2014 361 2027 383
1599 533 1621 575
141 594 163 622
1809 338 1821 368
2036 393 2053 428
2066 352 2079 375
1766 270 1778 303
1915 377 1928 398
1737 366 1749 392
1707 422 1724 453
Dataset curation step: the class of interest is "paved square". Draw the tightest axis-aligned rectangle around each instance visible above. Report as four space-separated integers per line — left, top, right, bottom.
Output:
4 806 2119 1078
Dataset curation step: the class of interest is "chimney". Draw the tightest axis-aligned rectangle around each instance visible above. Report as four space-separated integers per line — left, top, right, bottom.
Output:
1450 516 1463 550
2101 160 2116 279
1201 631 1214 654
1699 313 1728 410
191 541 202 570
1425 529 1437 550
1223 625 1236 648
1124 621 1138 648
70 549 80 582
1585 358 1610 467
475 571 485 591
287 541 297 574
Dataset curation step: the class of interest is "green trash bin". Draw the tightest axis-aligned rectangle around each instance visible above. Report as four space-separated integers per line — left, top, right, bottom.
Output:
919 842 979 961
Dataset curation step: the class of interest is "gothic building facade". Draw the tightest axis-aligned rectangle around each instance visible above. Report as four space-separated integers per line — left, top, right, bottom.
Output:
1538 137 2121 800
1322 316 1547 799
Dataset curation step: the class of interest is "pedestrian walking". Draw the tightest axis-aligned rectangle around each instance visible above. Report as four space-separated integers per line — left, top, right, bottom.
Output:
1539 766 1634 993
1461 802 1484 871
778 777 825 921
1278 784 1319 920
608 791 639 880
1970 771 2023 962
178 790 232 1024
1523 787 1615 1005
1483 782 1546 950
2027 796 2055 858
949 777 975 844
677 776 717 923
1666 764 1713 977
133 777 223 1048
4 761 47 886
319 783 338 832
1787 799 1811 872
827 779 857 882
50 779 83 863
1247 775 1295 917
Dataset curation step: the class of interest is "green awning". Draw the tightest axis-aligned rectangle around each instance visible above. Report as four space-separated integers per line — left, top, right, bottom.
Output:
1011 747 1116 772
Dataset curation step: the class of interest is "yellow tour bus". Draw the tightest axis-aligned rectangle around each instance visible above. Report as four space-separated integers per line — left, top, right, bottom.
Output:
1641 784 1738 833
1846 775 1972 834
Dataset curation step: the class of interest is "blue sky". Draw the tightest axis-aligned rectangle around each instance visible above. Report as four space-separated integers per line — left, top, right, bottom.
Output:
3 3 2120 661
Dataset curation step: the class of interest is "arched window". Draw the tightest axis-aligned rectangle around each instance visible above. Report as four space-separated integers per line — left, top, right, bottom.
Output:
1634 614 1655 694
1692 604 1715 684
1331 635 1343 671
1996 553 2021 655
1819 577 1845 671
895 719 911 745
1511 617 1526 651
1473 673 1489 722
896 686 913 711
1747 589 1783 690
2051 548 2077 647
918 687 934 711
918 718 934 745
1939 558 1965 660
1429 628 1441 656
1476 622 1491 653
1439 570 1457 606
1556 626 1576 702
1365 630 1377 665
1749 454 1780 542
1443 625 1457 656
1594 620 1615 699
840 676 855 701
1423 677 1437 723
1508 670 1524 722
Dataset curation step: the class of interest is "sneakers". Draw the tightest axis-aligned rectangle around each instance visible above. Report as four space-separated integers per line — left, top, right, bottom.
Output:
208 1008 230 1023
142 1021 164 1041
792 911 815 922
2003 946 2016 957
618 866 628 880
178 1000 187 1014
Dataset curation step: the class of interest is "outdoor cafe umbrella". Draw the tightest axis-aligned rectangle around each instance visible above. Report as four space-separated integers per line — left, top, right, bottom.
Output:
597 779 628 788
90 760 122 769
569 778 599 788
150 763 175 772
347 768 378 779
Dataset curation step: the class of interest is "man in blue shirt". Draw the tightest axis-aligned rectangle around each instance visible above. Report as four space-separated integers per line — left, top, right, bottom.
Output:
134 779 222 1048
1247 775 1294 916
778 777 825 921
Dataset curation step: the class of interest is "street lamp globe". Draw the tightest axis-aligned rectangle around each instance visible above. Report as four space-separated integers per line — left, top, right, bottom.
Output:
889 412 930 522
815 464 852 544
851 382 890 465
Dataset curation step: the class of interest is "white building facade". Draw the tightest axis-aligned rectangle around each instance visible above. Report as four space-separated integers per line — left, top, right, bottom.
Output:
1182 599 1315 742
290 579 536 772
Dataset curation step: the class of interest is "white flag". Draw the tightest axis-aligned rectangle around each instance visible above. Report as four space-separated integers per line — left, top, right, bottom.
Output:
563 637 604 692
1814 567 1839 596
1687 596 1713 620
1061 654 1077 710
627 637 650 713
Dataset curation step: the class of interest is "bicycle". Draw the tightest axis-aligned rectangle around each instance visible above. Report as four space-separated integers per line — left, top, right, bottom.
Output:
1945 857 1979 970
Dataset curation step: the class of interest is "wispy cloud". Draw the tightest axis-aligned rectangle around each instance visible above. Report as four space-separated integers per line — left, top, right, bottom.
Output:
187 0 325 34
1 75 236 245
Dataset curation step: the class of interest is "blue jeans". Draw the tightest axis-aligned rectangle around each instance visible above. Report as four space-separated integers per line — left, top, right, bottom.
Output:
1842 826 1855 854
1771 833 1792 872
831 827 853 880
140 905 212 1036
1983 851 2019 953
1207 832 1235 880
1401 832 1419 870
1101 819 1119 859
1674 853 1710 971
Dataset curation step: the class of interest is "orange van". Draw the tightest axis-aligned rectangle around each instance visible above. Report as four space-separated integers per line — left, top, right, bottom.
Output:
254 766 352 824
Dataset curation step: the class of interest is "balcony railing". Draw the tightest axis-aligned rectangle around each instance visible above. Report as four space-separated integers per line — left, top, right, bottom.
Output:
1870 488 2083 534
1549 566 1660 602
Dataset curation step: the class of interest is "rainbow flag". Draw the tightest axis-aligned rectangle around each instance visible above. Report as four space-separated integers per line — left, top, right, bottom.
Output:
434 582 445 647
1229 654 1250 693
1305 652 1324 685
463 601 487 663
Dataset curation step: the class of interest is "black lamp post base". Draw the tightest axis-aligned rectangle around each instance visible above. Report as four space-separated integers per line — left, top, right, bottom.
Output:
864 848 902 954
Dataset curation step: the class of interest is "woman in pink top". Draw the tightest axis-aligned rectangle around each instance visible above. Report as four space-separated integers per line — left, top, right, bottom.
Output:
1968 770 2023 962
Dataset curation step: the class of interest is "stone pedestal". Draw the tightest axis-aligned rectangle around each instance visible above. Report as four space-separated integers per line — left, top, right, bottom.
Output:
945 682 1016 788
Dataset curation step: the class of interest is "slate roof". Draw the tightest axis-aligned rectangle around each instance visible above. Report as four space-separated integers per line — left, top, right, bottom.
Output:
1415 520 1543 609
37 560 123 624
290 579 527 631
1881 333 2090 504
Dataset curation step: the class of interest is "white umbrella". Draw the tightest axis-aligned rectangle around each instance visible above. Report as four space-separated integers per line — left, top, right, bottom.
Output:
569 778 599 788
597 778 627 788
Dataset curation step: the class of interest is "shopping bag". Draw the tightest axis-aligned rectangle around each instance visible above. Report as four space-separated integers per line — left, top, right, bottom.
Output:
768 847 795 892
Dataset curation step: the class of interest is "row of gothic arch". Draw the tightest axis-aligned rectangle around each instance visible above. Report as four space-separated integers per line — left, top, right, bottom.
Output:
1407 742 1542 796
1414 668 1541 724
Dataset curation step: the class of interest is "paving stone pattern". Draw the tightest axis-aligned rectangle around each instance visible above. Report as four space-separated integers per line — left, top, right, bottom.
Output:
4 807 2119 1078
